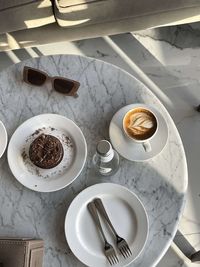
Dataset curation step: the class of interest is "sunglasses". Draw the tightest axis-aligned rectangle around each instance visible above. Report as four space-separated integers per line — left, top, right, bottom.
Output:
23 66 80 98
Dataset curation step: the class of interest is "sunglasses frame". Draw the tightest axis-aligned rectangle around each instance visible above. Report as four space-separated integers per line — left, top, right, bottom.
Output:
23 66 80 97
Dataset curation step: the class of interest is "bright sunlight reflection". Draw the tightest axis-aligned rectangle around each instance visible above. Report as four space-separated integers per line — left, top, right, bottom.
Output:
37 1 52 8
25 48 38 58
5 51 20 64
34 42 84 57
6 33 20 50
159 242 192 266
131 30 166 65
103 36 173 109
56 18 90 27
24 16 54 28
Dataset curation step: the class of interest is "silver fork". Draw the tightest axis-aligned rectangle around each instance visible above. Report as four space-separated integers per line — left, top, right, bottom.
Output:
88 201 119 265
94 198 132 259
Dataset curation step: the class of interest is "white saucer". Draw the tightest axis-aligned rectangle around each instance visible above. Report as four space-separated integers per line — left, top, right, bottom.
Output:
0 120 8 158
65 183 148 267
109 104 168 161
7 114 87 192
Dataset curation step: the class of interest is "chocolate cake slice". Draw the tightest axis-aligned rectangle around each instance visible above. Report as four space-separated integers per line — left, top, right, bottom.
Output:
29 134 64 169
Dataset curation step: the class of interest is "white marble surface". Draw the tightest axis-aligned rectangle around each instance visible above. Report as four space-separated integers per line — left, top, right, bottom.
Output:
0 21 200 266
130 24 200 267
0 54 187 266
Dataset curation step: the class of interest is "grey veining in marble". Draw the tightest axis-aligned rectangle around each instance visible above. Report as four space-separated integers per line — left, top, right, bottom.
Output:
0 55 187 267
134 24 200 50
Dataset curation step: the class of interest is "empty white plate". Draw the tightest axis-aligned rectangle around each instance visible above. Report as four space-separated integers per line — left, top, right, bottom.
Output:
7 114 87 192
0 120 7 158
109 104 168 161
65 183 148 267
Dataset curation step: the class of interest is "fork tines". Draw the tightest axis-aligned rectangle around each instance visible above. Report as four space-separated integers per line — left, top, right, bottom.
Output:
116 236 132 259
105 242 119 265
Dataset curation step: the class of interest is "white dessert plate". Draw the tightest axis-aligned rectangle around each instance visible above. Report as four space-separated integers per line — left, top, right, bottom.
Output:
109 104 168 161
65 183 148 267
0 120 8 158
7 114 87 192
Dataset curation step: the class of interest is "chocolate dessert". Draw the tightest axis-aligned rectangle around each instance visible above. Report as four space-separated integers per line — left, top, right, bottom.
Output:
29 134 64 169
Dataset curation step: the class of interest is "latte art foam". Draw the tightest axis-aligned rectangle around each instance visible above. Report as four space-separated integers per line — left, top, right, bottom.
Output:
128 113 154 135
124 108 157 140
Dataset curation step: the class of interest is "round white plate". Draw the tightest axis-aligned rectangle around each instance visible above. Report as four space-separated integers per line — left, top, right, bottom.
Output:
7 114 87 192
109 104 168 161
65 183 148 267
0 120 8 158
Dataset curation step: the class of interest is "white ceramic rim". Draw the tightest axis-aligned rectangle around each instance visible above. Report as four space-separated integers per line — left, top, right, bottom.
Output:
65 183 149 267
7 114 87 192
0 120 8 158
109 103 169 162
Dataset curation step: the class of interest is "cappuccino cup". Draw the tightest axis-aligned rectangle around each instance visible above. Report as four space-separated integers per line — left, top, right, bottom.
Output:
123 105 158 152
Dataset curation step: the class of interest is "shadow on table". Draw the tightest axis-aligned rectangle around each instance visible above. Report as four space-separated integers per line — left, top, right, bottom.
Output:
157 244 189 267
69 32 200 251
0 147 186 266
71 29 200 245
1 24 200 264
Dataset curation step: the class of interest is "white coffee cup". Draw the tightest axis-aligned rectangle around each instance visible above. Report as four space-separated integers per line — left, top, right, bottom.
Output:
123 105 158 152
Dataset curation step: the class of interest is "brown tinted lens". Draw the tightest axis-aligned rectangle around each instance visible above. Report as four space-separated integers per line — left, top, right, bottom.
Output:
27 69 46 86
54 78 75 94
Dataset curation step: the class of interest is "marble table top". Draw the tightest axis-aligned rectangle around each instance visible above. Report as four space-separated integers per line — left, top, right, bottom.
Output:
0 55 188 267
